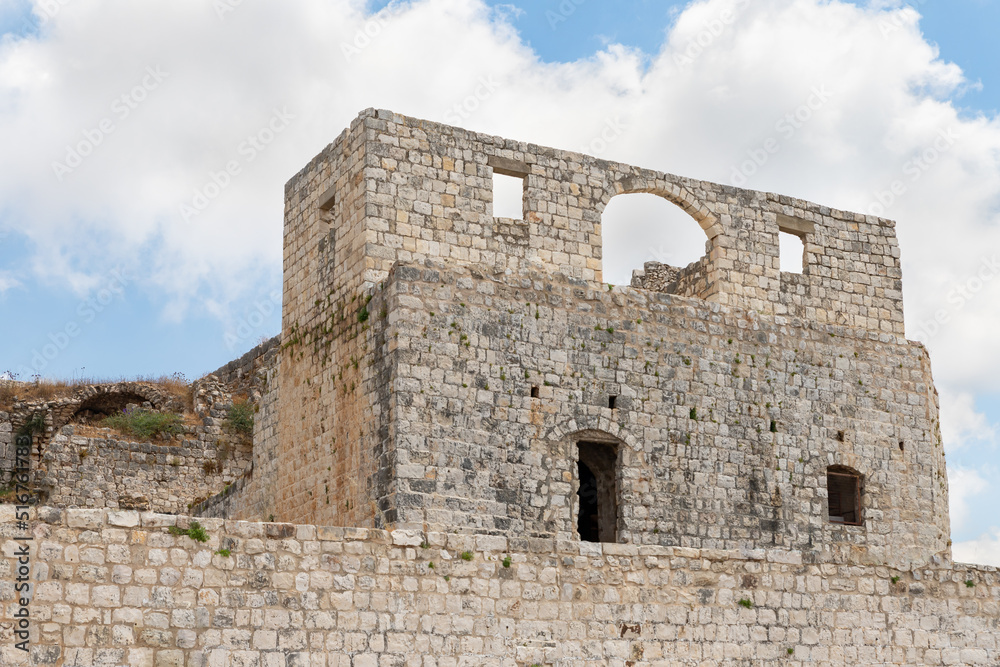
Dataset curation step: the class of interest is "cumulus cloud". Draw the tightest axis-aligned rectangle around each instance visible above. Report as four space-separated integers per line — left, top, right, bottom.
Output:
940 389 997 452
948 466 989 536
1 0 999 417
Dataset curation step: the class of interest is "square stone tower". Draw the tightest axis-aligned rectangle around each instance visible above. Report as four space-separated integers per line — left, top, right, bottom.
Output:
274 108 948 570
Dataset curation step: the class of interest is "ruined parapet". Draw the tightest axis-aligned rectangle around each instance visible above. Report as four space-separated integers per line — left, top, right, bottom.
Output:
631 261 680 290
0 376 258 513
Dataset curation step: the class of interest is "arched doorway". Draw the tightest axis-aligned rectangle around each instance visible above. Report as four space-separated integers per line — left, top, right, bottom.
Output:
576 440 620 543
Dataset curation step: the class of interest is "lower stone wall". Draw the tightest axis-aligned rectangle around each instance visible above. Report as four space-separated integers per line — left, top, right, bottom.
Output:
2 507 998 666
39 430 251 513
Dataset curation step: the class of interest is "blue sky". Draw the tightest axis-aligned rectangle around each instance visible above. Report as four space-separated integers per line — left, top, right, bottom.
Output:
1 0 999 559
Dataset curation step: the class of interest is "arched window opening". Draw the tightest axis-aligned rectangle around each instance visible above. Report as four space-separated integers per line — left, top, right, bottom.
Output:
601 193 709 288
827 466 863 526
577 441 619 543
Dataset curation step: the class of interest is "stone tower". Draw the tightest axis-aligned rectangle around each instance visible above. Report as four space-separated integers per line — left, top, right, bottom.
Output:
274 108 947 570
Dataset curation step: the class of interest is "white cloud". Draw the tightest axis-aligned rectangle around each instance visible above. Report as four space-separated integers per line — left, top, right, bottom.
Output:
0 1 999 422
940 389 997 452
953 529 1000 568
947 466 989 536
0 269 20 294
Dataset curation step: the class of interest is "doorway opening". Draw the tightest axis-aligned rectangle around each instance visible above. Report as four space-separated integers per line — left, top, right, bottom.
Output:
577 441 619 543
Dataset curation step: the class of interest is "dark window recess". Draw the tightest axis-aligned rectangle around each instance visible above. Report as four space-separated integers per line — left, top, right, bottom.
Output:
608 395 617 409
836 430 845 442
577 441 619 543
898 441 905 452
827 469 862 526
530 386 539 398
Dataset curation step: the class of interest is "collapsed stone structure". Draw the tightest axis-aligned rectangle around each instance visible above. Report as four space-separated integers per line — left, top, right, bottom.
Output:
2 109 997 666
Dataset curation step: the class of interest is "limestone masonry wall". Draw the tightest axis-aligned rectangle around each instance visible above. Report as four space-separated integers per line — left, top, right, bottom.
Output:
271 108 911 538
39 430 250 514
2 507 998 667
379 260 947 569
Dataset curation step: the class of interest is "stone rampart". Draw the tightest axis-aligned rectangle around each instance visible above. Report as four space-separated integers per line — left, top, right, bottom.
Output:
40 430 250 514
2 507 998 666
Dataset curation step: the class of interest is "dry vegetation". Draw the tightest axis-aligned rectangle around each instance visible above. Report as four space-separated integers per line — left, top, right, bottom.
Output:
0 373 195 412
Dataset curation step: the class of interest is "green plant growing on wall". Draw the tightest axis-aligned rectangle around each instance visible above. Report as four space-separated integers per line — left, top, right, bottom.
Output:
225 402 254 437
169 521 209 543
17 412 46 439
738 598 753 609
460 551 474 561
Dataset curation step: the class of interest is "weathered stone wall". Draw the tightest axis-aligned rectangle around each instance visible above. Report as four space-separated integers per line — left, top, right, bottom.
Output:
380 260 947 570
319 109 904 333
197 357 281 522
278 112 397 528
208 335 280 392
0 377 260 513
1 382 188 475
631 261 681 292
274 108 910 534
39 429 251 514
2 507 998 666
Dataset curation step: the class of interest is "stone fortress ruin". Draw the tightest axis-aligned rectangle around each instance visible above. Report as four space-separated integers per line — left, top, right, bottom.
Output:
1 109 997 666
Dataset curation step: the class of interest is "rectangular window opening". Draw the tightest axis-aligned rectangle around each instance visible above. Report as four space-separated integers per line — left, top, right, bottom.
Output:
492 172 525 220
608 395 617 409
827 471 862 526
530 386 539 398
779 230 805 274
